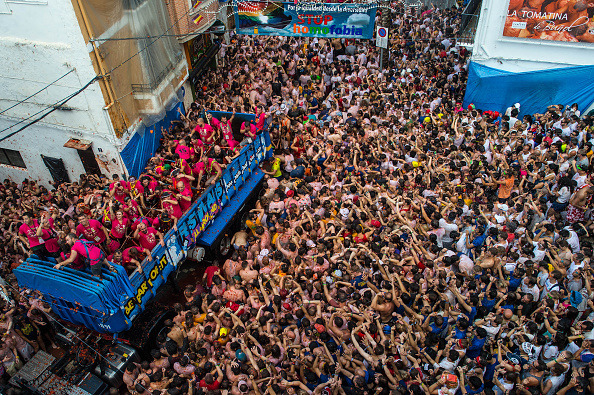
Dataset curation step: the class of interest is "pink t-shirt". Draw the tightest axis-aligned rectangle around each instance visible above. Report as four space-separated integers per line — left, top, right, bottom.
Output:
214 118 239 147
162 198 183 219
39 228 59 253
76 219 106 244
110 217 129 239
192 139 204 151
19 220 42 248
206 158 219 174
255 112 265 131
138 227 159 250
192 161 205 176
175 143 194 160
123 200 141 221
227 138 240 149
110 181 130 204
241 122 257 138
195 124 214 143
135 179 158 195
123 246 144 264
72 240 103 266
179 188 193 213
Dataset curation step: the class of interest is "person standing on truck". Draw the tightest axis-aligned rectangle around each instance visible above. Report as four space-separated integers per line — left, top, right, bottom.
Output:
108 246 151 275
134 221 165 251
194 154 223 187
195 117 215 146
18 212 49 260
75 213 110 250
53 233 117 278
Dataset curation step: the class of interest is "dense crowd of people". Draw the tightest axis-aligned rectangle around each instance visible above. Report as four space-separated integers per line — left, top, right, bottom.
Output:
1 3 594 395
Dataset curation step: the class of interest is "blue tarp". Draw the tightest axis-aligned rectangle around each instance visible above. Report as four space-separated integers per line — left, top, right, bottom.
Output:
463 62 594 117
120 102 185 178
14 258 135 333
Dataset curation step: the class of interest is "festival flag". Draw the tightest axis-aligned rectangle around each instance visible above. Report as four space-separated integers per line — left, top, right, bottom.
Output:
193 14 204 25
192 0 202 8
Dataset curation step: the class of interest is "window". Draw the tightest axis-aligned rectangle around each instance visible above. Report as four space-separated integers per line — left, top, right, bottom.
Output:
0 148 26 168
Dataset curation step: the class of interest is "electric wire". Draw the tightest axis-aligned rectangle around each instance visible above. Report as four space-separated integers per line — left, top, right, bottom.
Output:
0 3 201 138
0 0 210 139
0 77 99 143
0 69 76 116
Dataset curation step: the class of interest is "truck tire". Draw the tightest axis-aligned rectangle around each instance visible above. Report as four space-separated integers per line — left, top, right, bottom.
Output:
217 234 231 258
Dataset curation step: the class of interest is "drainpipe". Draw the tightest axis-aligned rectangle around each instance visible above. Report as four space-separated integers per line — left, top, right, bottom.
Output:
74 0 127 125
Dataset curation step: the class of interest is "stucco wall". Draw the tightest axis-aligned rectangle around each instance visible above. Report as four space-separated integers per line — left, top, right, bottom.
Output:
0 0 126 186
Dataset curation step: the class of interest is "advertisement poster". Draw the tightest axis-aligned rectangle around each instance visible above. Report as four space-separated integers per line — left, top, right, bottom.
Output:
234 1 377 39
503 0 594 43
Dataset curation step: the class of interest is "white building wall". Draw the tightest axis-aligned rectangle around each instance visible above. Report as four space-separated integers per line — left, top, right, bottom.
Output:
0 0 126 186
472 0 594 73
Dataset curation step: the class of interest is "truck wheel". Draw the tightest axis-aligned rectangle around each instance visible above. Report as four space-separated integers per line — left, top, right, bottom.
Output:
218 235 231 258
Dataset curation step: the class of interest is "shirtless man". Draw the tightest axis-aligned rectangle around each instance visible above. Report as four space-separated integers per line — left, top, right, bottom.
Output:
476 247 500 269
567 185 592 223
370 292 395 323
164 319 186 350
123 364 141 394
223 253 241 281
231 229 248 250
239 261 259 283
255 226 271 250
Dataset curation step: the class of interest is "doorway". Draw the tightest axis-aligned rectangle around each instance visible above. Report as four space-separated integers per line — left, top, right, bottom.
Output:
77 147 102 176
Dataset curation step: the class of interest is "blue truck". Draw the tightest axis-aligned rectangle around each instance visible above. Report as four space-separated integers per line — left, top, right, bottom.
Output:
14 123 273 334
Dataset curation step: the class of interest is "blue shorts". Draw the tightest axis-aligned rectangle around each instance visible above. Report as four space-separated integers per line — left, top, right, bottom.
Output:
551 201 568 212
